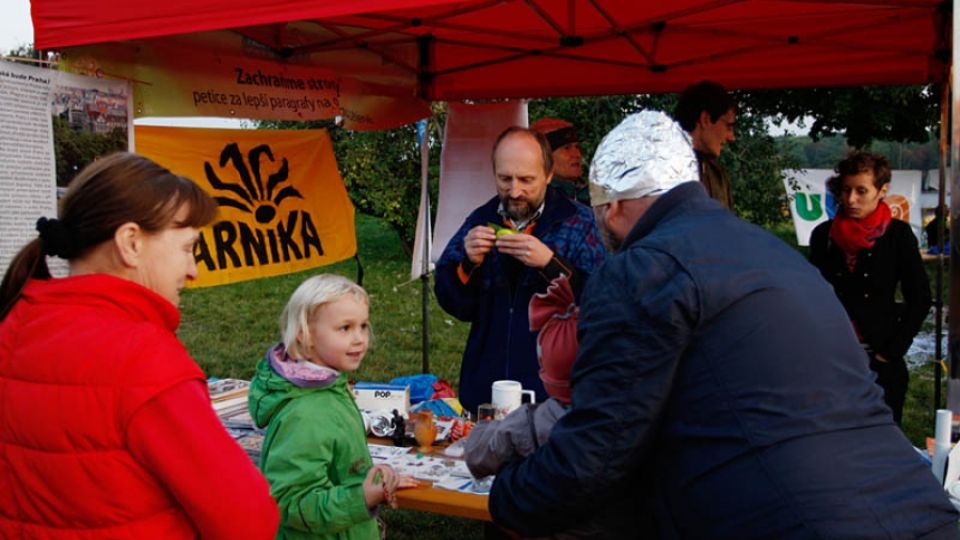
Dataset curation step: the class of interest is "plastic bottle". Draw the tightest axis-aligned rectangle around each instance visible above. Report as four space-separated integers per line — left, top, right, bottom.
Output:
932 409 952 485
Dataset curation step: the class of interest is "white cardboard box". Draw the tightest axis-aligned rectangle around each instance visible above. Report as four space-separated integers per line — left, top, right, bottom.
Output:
352 382 410 415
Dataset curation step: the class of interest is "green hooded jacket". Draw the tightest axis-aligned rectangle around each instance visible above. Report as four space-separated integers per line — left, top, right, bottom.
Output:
249 348 379 540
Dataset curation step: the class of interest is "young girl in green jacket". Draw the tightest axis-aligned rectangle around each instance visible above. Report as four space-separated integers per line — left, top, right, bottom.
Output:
249 274 416 539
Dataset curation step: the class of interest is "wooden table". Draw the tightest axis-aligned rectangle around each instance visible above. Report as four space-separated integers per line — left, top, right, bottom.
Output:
395 481 491 521
368 437 491 521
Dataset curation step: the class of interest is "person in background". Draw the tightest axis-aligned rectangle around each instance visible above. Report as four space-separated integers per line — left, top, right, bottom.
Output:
464 275 576 478
674 79 736 210
531 117 590 205
0 152 279 539
810 151 931 424
249 274 417 540
489 111 957 539
434 127 606 414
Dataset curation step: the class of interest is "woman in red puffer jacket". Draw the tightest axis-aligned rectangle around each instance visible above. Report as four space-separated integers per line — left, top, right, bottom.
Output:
0 153 279 539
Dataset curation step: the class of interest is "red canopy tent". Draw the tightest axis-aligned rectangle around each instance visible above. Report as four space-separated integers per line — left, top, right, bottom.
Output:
32 0 946 103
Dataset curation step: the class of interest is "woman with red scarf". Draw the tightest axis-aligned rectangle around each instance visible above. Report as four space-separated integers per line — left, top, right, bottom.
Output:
810 151 930 424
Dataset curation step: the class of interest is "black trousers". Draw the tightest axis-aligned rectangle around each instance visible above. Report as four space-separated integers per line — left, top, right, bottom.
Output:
869 355 908 424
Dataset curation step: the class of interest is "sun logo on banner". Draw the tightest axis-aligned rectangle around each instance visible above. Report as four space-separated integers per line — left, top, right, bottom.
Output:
886 194 910 223
204 143 303 224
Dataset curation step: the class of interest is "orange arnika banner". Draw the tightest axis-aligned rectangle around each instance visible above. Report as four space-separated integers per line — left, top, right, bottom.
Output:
135 126 356 287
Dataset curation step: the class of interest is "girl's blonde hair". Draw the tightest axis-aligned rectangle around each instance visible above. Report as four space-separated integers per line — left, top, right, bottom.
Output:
280 274 369 360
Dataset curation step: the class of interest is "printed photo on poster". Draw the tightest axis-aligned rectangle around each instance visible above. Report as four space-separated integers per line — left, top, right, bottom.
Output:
51 71 133 186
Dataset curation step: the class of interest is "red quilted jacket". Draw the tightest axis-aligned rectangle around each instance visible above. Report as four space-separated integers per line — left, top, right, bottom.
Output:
0 275 204 539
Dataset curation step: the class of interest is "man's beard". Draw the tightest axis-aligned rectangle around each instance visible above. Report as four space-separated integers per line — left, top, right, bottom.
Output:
502 196 539 223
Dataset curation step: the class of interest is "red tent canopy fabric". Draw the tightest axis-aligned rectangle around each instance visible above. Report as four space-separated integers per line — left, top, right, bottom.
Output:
32 0 947 100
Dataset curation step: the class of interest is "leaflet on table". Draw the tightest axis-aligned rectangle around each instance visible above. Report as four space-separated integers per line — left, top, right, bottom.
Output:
367 443 486 494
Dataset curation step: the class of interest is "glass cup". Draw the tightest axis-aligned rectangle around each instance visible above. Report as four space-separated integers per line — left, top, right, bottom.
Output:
476 403 496 423
412 410 438 452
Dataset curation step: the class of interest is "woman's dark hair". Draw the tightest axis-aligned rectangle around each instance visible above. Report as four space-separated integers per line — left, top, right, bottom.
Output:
0 152 217 319
826 151 892 200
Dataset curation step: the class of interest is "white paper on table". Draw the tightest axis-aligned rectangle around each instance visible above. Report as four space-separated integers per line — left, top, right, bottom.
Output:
367 444 410 460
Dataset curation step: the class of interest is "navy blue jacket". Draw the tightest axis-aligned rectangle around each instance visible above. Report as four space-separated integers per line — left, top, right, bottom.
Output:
434 188 606 413
490 182 958 539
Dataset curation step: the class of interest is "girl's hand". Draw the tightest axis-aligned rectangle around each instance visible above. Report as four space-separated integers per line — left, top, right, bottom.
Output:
382 474 419 509
397 475 419 489
364 465 404 508
363 465 391 507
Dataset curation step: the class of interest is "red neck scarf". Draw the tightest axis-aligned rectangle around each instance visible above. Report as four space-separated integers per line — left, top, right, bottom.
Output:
830 200 892 271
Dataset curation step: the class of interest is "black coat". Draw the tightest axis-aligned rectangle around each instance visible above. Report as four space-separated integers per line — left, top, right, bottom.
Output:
809 218 931 361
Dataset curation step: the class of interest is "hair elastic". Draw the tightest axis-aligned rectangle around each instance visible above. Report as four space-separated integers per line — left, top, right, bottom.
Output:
35 217 73 258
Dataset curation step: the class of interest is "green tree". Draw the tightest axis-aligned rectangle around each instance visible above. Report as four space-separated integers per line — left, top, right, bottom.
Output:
52 116 128 185
260 113 444 255
531 93 798 227
749 85 938 148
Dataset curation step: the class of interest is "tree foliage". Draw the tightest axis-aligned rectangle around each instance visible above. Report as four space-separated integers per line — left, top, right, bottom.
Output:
777 134 940 170
51 116 128 186
531 94 798 227
748 85 939 148
259 84 937 242
259 114 443 255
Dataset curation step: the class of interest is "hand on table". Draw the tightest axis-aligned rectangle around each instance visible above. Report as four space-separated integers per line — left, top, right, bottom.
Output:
364 465 419 509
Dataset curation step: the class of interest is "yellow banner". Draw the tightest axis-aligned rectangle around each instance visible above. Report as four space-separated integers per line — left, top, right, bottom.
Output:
61 34 430 129
135 126 356 287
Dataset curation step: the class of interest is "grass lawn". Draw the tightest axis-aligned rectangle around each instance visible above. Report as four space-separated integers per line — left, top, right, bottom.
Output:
178 213 944 537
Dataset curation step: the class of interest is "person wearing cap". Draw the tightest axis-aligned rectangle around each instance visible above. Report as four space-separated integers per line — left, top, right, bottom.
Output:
489 111 957 539
674 80 736 210
530 117 590 205
434 126 606 416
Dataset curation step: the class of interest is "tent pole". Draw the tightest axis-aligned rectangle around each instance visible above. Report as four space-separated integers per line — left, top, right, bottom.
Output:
417 37 434 375
947 1 960 417
936 81 948 413
419 125 431 376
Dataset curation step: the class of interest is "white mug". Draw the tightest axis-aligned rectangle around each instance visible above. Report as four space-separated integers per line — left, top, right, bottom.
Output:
491 380 536 420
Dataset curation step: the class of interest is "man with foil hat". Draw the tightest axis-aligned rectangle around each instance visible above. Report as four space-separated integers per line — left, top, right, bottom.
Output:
530 117 590 205
489 110 957 539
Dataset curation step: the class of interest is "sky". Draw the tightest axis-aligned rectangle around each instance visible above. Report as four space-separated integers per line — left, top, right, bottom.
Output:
1 0 33 54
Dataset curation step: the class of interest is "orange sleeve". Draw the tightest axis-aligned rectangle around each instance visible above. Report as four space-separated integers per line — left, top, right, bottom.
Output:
457 258 480 284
